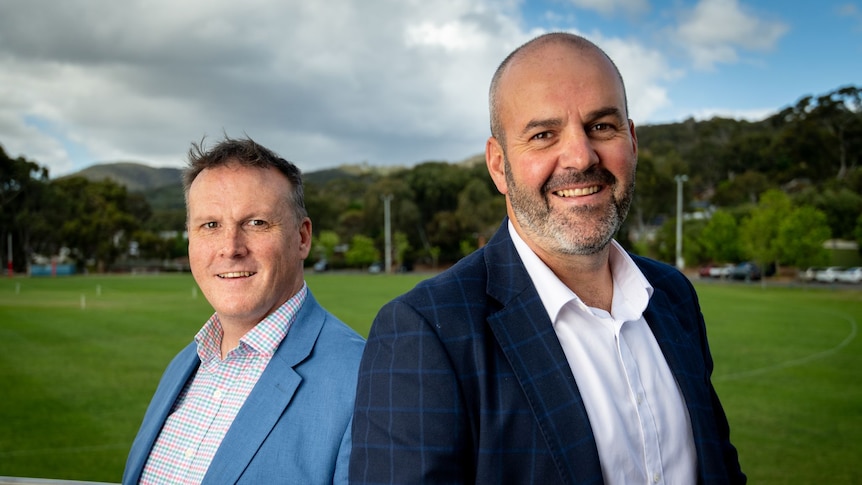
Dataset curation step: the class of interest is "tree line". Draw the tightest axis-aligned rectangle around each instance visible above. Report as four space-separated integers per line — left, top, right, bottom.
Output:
1 85 860 274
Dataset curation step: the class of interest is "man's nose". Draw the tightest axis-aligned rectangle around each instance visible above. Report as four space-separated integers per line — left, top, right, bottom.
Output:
219 227 249 258
557 128 599 171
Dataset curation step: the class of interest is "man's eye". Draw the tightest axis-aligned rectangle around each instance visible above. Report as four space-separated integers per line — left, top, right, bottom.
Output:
531 131 553 140
248 219 267 227
203 222 218 229
591 123 613 132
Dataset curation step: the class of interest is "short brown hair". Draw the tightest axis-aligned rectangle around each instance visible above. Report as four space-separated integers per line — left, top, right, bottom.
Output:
183 136 308 223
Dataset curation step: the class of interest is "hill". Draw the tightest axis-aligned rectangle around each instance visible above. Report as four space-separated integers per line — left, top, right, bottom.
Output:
68 162 183 193
64 161 391 211
65 156 489 206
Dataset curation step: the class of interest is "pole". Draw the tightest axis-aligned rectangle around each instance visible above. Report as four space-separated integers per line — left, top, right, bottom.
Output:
674 175 688 270
382 194 393 274
6 233 12 277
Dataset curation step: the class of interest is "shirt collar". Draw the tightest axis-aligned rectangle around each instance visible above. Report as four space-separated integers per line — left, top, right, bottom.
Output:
194 283 308 362
507 221 652 322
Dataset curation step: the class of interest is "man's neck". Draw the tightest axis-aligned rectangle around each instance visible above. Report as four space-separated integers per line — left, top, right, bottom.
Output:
218 320 256 359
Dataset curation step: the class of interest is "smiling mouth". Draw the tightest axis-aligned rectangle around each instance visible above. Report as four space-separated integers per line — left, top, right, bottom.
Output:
217 271 256 279
553 186 601 197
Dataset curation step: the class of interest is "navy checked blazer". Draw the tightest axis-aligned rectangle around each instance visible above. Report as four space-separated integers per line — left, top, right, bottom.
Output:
350 219 745 485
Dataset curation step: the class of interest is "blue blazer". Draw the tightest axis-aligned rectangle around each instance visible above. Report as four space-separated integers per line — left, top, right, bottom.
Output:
350 220 745 484
124 291 365 485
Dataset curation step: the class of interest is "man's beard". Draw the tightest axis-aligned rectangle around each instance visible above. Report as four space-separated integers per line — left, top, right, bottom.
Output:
504 156 634 256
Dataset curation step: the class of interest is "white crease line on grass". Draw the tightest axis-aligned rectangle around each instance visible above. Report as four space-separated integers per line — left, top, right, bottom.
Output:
715 310 858 382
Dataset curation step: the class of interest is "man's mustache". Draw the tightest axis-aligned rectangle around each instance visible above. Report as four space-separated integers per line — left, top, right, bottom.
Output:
542 166 617 194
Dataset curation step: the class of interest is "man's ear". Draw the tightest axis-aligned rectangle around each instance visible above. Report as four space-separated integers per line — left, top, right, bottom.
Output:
298 217 312 259
486 136 508 195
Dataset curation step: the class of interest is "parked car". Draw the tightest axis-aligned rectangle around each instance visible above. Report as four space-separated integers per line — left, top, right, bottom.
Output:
368 261 383 273
313 259 329 272
800 267 825 282
836 267 862 284
814 266 845 283
709 264 735 279
698 263 734 278
731 262 761 281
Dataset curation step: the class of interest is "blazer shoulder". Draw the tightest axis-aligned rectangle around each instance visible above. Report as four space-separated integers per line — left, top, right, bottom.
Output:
384 248 491 325
316 311 366 361
630 253 693 290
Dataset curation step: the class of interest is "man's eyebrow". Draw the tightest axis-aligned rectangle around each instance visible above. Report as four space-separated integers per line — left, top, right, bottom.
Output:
519 117 563 138
585 106 626 124
518 107 626 138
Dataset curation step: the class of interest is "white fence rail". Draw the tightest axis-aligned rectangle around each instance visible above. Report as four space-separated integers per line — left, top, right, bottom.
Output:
0 478 116 485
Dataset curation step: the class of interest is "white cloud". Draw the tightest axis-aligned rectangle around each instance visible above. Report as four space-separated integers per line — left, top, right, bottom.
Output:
836 2 862 31
674 0 788 70
0 0 528 176
0 0 677 177
689 107 775 122
595 35 683 121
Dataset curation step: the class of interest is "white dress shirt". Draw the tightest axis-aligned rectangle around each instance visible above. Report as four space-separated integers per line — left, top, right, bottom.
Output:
509 223 696 485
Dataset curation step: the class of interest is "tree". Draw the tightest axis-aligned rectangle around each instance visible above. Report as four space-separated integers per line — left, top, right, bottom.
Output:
812 86 862 179
313 230 340 263
393 231 412 270
0 146 50 271
699 209 741 263
794 185 862 241
855 212 862 248
777 206 831 268
739 189 793 271
51 177 141 271
407 162 468 212
345 234 379 268
712 171 774 207
455 178 505 245
649 217 707 266
630 152 674 229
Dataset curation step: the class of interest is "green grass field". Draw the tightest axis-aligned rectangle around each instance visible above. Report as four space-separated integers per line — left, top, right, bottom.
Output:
0 273 859 483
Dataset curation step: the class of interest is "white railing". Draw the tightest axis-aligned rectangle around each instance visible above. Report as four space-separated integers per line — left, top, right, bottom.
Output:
0 479 117 485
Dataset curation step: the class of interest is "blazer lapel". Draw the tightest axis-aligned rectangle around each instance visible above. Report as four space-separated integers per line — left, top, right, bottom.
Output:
642 286 705 403
643 284 717 480
124 344 200 484
201 294 326 485
483 222 603 485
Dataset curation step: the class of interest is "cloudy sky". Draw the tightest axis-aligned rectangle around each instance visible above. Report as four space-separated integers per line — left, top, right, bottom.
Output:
1 0 860 177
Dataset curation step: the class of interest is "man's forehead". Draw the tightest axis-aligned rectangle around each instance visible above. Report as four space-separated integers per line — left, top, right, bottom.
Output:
504 40 607 80
499 44 624 107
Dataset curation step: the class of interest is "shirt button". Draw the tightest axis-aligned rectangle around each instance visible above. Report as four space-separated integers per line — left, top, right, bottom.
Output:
185 447 194 459
637 393 644 404
213 389 223 400
653 472 660 483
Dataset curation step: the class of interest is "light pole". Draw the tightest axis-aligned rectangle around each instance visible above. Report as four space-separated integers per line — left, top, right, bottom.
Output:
674 174 688 270
381 194 393 274
6 233 12 277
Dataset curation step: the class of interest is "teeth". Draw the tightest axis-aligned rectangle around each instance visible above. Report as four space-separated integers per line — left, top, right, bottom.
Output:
218 272 254 278
555 186 600 197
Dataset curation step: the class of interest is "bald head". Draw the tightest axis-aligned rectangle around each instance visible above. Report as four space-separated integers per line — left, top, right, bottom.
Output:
488 33 629 145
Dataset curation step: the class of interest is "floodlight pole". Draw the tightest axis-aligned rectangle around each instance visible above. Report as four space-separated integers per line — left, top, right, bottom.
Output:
674 174 688 270
382 194 393 274
6 233 12 277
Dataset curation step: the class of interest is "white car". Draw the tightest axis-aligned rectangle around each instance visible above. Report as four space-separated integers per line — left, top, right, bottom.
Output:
836 267 862 284
800 267 824 282
709 264 734 278
815 266 845 283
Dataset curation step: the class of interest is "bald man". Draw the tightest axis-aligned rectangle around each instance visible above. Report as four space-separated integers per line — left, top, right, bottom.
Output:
350 33 745 484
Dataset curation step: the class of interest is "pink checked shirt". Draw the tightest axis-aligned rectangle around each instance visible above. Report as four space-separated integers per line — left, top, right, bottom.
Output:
138 285 307 485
